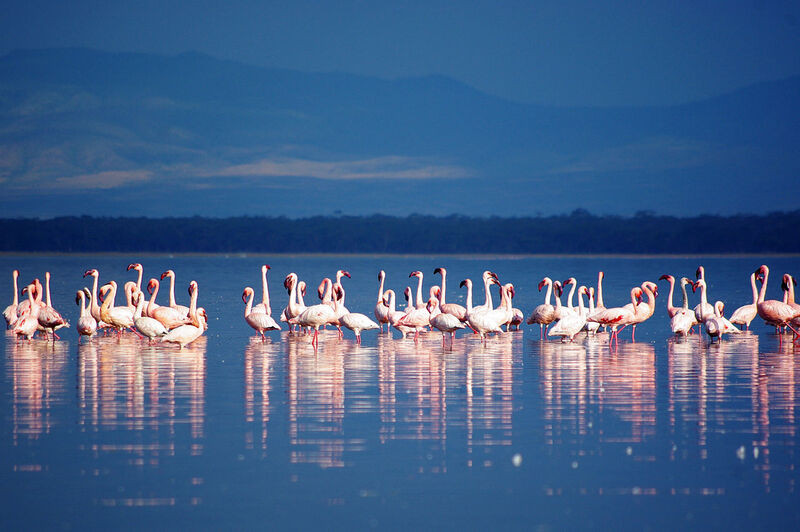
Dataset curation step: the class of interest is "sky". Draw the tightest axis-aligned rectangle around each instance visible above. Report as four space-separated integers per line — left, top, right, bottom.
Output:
1 0 800 107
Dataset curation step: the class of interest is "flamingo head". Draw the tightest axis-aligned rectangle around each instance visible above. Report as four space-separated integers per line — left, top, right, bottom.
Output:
717 301 725 317
433 286 442 298
318 278 331 299
299 282 307 296
127 263 141 272
12 270 18 278
378 270 385 281
262 264 271 273
562 277 576 287
695 266 704 279
160 270 171 280
404 287 412 301
381 290 393 307
188 281 197 295
459 279 470 289
659 274 672 282
21 285 28 297
147 278 158 294
75 291 83 306
538 278 550 291
553 281 563 297
582 286 590 297
242 287 253 303
692 280 703 293
198 308 209 329
643 281 658 297
505 283 515 298
433 267 444 276
83 269 97 278
409 270 422 278
337 270 351 280
283 274 294 292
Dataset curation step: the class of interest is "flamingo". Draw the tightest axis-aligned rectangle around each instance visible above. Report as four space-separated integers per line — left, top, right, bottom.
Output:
433 267 468 321
127 263 144 292
694 266 715 323
290 278 337 348
281 273 304 330
629 281 658 341
461 277 504 340
148 278 191 330
162 281 207 349
548 283 587 342
502 283 524 331
12 284 40 341
783 274 800 314
133 290 168 342
582 287 601 335
703 301 741 343
160 269 190 317
381 289 413 339
659 275 681 318
669 278 697 336
527 277 557 339
587 286 640 345
249 265 273 315
75 288 97 342
3 269 19 328
397 280 432 341
754 265 800 341
37 272 69 340
99 282 140 338
243 286 281 339
428 296 465 343
339 312 379 344
374 270 390 331
83 269 111 331
729 273 758 330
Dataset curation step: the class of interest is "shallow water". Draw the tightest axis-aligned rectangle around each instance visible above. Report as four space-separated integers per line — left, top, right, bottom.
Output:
1 254 799 529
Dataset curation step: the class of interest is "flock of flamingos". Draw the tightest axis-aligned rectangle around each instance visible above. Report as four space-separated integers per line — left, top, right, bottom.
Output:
3 263 800 349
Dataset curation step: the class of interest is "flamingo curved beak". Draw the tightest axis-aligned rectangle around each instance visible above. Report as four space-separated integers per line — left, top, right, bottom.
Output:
659 274 670 281
433 267 443 275
538 280 546 291
459 280 467 288
160 271 169 280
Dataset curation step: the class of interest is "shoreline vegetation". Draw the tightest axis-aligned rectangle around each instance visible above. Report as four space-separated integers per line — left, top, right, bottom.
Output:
1 210 798 254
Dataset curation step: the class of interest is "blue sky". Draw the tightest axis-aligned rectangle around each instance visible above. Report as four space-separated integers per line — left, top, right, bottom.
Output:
2 0 799 106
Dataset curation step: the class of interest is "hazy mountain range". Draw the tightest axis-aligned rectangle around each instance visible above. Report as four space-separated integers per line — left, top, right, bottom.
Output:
1 48 798 218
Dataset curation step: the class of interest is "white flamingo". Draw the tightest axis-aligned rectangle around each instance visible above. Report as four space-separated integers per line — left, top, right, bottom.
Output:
160 269 190 317
243 286 281 339
374 270 390 331
148 278 191 330
133 290 168 342
3 269 19 328
339 312 379 344
527 277 557 338
38 272 69 340
290 278 337 348
162 281 207 349
12 283 40 341
428 296 465 343
433 267 468 321
729 272 758 330
75 288 98 342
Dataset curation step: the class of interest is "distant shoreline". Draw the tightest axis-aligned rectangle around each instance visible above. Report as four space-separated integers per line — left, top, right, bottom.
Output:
2 252 799 259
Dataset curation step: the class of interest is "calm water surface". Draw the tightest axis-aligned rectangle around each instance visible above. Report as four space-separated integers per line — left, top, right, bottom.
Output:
1 255 799 529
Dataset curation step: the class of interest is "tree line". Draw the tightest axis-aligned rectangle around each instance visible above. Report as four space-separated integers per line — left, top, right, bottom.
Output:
0 210 797 254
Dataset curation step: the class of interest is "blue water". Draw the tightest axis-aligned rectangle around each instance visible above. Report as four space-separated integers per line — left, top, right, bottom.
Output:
1 254 799 529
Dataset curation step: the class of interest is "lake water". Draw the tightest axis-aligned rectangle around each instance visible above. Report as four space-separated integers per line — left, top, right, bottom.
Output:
1 254 799 529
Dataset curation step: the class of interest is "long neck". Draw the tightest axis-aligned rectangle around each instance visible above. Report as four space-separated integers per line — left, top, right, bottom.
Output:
91 274 100 313
577 288 585 313
666 277 675 310
387 290 396 313
297 283 306 307
377 272 385 303
700 282 708 307
288 277 299 314
543 280 552 305
135 269 142 292
134 295 144 319
262 270 271 313
749 273 758 305
483 276 493 308
566 282 576 309
188 286 198 324
629 288 638 307
245 290 254 317
597 273 605 308
148 281 160 314
788 276 796 305
12 273 18 306
680 281 690 310
465 283 473 312
588 289 595 312
698 267 705 282
168 273 177 307
45 274 52 307
415 275 424 308
643 285 656 313
322 279 332 304
554 287 562 311
439 271 447 304
758 268 768 303
79 292 87 316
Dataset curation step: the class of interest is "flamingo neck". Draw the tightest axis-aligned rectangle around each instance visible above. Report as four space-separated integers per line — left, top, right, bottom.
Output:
553 287 562 311
377 272 385 303
386 290 396 313
90 274 100 314
758 268 768 304
680 280 690 310
415 275 424 308
700 282 708 308
749 273 758 305
565 282 576 310
45 274 52 307
245 290 254 317
543 280 552 305
168 273 177 307
297 283 306 307
288 277 299 314
439 271 447 304
148 281 159 315
134 295 145 319
597 273 605 308
465 282 473 312
262 269 271 313
11 272 18 306
135 269 142 292
666 277 675 311
483 276 493 308
577 289 585 313
787 276 796 305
